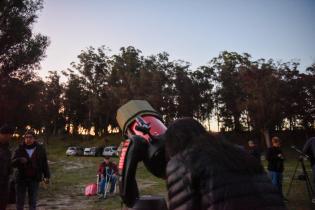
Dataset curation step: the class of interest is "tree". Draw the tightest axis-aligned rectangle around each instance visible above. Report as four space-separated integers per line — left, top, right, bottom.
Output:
63 70 88 135
240 59 286 147
209 51 251 131
0 0 49 79
191 65 215 127
173 61 195 118
0 76 43 128
42 71 64 135
110 46 143 104
300 63 315 128
139 53 169 115
0 0 49 129
71 46 114 136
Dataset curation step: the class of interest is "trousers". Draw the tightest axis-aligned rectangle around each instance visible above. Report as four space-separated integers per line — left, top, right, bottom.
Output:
16 180 39 210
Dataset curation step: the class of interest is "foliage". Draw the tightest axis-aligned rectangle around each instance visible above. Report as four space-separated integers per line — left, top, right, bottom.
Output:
0 0 49 128
0 1 313 143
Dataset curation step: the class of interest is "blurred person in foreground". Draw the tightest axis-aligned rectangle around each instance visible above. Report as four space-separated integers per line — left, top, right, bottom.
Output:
97 156 118 196
164 117 286 210
302 136 315 203
266 136 285 198
12 130 50 210
0 125 14 210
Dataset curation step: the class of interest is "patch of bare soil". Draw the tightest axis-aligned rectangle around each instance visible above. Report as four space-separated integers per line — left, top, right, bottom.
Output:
6 178 162 209
7 195 94 210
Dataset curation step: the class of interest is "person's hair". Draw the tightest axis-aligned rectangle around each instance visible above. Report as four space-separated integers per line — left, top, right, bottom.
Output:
271 136 280 144
0 124 14 134
24 129 36 138
164 117 263 174
248 140 254 144
165 117 212 157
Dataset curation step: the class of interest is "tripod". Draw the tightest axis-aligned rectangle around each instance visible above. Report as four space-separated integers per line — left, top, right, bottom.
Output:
286 157 314 200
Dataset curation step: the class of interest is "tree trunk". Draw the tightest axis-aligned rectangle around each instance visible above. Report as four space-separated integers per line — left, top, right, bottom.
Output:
233 113 241 132
261 128 271 148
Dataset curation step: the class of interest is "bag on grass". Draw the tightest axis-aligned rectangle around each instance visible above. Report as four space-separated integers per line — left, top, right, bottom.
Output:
85 183 97 196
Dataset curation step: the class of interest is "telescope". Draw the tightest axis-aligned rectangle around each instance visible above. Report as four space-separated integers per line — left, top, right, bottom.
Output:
116 100 168 210
287 145 314 200
290 145 309 159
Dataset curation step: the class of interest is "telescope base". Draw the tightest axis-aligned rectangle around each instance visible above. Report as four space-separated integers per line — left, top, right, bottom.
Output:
125 195 168 210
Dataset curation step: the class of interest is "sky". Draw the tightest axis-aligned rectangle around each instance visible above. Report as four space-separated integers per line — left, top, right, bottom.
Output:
33 0 315 79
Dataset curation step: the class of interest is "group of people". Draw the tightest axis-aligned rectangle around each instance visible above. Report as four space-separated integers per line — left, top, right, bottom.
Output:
247 137 285 199
97 118 315 209
1 119 315 210
248 135 315 204
0 125 50 210
163 118 288 210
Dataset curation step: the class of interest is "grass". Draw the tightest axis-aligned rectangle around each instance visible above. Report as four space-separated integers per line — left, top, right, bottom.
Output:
9 135 315 210
37 135 167 210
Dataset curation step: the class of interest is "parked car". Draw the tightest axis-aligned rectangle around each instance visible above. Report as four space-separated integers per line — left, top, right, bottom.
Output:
84 147 97 156
102 146 118 157
66 146 83 156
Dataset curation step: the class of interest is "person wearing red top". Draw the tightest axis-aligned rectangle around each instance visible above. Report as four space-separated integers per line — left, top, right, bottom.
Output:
97 156 118 196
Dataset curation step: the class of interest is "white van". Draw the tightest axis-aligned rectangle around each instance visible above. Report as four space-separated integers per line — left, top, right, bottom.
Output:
84 147 97 156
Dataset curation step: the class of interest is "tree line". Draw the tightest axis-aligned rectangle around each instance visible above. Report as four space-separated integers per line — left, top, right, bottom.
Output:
0 0 314 146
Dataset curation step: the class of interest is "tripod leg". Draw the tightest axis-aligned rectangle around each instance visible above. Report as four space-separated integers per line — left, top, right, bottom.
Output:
286 160 300 198
301 160 314 200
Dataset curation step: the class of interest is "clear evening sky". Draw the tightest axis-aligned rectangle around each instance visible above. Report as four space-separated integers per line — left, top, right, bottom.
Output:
34 0 315 79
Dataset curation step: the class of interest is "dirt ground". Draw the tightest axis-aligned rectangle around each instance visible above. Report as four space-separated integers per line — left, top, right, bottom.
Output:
5 178 160 210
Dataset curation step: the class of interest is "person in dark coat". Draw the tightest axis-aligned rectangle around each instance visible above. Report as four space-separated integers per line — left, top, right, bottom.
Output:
12 130 50 210
164 117 286 210
248 140 261 163
0 125 14 210
266 136 285 198
302 136 315 203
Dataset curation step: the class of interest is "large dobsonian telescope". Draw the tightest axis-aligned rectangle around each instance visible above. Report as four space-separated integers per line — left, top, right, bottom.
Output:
116 100 168 210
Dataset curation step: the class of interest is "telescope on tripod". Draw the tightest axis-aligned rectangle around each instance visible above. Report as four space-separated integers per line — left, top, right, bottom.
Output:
286 145 314 200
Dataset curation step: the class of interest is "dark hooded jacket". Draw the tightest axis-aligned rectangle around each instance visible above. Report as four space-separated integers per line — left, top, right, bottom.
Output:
164 117 286 210
12 142 50 182
166 146 287 210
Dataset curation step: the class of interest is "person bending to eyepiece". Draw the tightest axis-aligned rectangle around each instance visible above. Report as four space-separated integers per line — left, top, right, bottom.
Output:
164 117 286 210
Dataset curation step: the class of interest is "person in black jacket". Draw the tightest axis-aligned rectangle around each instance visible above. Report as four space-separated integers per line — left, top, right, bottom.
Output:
164 118 286 210
302 136 315 203
266 136 285 198
12 130 50 210
0 125 14 210
247 140 261 164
